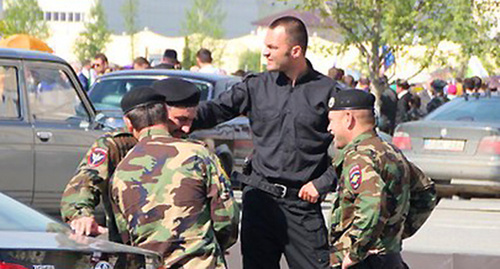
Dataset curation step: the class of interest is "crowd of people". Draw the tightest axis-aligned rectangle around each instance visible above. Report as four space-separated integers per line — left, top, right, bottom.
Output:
326 67 499 135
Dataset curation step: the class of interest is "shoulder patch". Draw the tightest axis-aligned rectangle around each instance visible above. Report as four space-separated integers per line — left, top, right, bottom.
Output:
88 147 108 168
349 165 362 190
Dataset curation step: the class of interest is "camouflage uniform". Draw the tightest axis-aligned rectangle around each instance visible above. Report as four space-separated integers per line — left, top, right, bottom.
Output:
110 128 239 268
60 131 137 241
329 130 436 268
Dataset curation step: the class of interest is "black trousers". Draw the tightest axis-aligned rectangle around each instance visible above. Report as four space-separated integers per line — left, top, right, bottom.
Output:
241 186 330 269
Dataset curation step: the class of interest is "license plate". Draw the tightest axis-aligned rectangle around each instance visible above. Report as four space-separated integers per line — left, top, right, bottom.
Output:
424 139 465 151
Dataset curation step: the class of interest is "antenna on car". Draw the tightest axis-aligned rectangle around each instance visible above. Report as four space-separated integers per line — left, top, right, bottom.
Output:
486 89 492 98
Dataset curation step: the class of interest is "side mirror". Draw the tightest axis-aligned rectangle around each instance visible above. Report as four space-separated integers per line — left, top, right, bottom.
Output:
92 112 117 131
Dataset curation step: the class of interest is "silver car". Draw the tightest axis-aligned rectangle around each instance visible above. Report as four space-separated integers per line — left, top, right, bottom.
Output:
0 192 162 268
393 95 500 196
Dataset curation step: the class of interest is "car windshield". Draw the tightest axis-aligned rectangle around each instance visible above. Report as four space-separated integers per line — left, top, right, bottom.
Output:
425 97 500 122
88 78 211 111
0 192 68 233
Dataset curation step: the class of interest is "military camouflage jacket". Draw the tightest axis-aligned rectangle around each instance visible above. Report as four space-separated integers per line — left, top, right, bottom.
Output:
60 131 137 224
329 130 436 266
110 128 239 269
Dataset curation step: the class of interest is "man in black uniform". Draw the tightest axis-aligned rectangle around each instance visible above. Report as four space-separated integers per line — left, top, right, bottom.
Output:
192 16 338 269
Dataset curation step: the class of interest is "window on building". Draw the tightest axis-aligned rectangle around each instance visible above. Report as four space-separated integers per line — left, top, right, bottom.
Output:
68 12 73 22
53 12 59 21
45 12 52 21
75 13 81 22
60 12 66 21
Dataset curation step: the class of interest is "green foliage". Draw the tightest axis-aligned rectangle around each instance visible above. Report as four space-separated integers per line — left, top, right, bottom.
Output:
1 0 49 39
299 0 499 93
182 36 195 69
181 0 227 67
74 0 111 63
238 50 262 72
121 0 139 61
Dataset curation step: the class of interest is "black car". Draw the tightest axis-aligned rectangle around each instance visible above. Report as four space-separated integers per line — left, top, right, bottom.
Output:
0 192 162 269
88 70 253 174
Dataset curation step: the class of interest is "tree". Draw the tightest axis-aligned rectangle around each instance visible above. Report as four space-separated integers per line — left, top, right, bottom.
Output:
300 0 499 95
0 0 49 39
74 0 111 62
181 0 227 67
238 50 262 72
121 0 139 61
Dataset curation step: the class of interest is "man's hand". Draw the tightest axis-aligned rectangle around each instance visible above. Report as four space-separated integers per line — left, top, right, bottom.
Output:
70 216 108 236
342 253 355 269
298 182 320 203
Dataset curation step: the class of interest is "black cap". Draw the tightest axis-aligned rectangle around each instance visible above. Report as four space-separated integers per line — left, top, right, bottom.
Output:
328 89 375 111
120 86 166 114
152 78 201 107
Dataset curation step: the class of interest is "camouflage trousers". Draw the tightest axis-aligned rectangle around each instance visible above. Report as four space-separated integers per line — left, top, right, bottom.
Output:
331 253 409 269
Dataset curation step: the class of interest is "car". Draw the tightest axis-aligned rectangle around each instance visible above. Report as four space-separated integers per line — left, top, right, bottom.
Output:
0 191 162 268
392 94 500 197
0 48 111 216
87 69 253 174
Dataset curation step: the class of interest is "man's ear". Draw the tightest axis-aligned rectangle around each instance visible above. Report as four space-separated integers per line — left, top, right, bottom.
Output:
290 45 302 59
345 111 356 130
123 116 134 133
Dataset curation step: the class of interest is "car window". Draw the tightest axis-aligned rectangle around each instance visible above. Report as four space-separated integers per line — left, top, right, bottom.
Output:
0 193 67 233
89 77 211 111
0 66 20 119
25 65 90 123
426 98 500 122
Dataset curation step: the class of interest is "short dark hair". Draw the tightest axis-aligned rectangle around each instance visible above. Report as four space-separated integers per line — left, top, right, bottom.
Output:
328 67 344 81
463 78 474 90
94 53 108 64
125 102 168 131
471 76 482 90
196 48 213 63
396 79 410 90
269 16 308 53
359 77 370 86
163 49 178 60
133 57 150 67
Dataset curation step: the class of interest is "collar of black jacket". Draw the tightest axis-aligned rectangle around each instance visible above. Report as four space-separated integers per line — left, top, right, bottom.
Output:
276 59 317 86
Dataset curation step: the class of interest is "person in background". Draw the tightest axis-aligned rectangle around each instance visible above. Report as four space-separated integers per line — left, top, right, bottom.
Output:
395 79 413 125
343 74 357 88
408 95 425 121
427 79 449 113
378 76 398 135
92 53 109 77
192 48 226 75
132 57 150 70
356 77 370 92
155 49 181 70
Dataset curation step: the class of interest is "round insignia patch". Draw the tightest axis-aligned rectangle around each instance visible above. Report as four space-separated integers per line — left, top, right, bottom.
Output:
349 165 362 190
94 261 113 269
328 97 335 108
88 148 108 168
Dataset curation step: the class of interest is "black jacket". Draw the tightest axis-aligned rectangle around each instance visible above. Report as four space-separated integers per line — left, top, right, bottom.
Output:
192 64 339 194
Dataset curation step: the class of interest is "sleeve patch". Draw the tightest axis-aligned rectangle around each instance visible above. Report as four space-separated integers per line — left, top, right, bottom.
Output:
88 147 108 168
349 165 362 190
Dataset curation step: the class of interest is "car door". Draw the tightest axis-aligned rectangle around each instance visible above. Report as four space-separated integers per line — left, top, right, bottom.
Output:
0 60 34 205
24 61 103 214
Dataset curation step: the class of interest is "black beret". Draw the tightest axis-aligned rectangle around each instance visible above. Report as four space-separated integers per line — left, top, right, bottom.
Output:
152 78 201 107
328 89 375 111
120 86 166 114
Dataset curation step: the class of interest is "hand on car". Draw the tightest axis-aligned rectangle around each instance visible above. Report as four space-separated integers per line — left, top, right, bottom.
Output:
70 216 108 236
298 182 319 203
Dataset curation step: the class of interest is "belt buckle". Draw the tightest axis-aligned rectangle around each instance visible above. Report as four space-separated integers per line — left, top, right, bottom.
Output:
273 183 287 198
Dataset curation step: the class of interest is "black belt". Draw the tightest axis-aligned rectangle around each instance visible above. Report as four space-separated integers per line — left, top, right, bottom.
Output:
231 171 300 199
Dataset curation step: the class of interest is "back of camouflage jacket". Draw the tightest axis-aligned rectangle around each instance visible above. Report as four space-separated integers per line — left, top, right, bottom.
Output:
110 128 239 269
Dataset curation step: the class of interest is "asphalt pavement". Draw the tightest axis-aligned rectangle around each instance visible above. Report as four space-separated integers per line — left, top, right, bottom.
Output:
226 193 500 269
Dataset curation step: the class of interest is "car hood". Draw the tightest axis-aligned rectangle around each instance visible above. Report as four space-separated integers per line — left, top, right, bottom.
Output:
0 231 158 256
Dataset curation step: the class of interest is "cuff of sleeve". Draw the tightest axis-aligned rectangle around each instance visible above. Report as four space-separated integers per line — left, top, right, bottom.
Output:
312 176 332 195
67 207 94 221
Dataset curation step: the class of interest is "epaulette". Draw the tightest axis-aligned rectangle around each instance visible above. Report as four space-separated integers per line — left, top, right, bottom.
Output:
111 131 134 138
184 138 208 147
